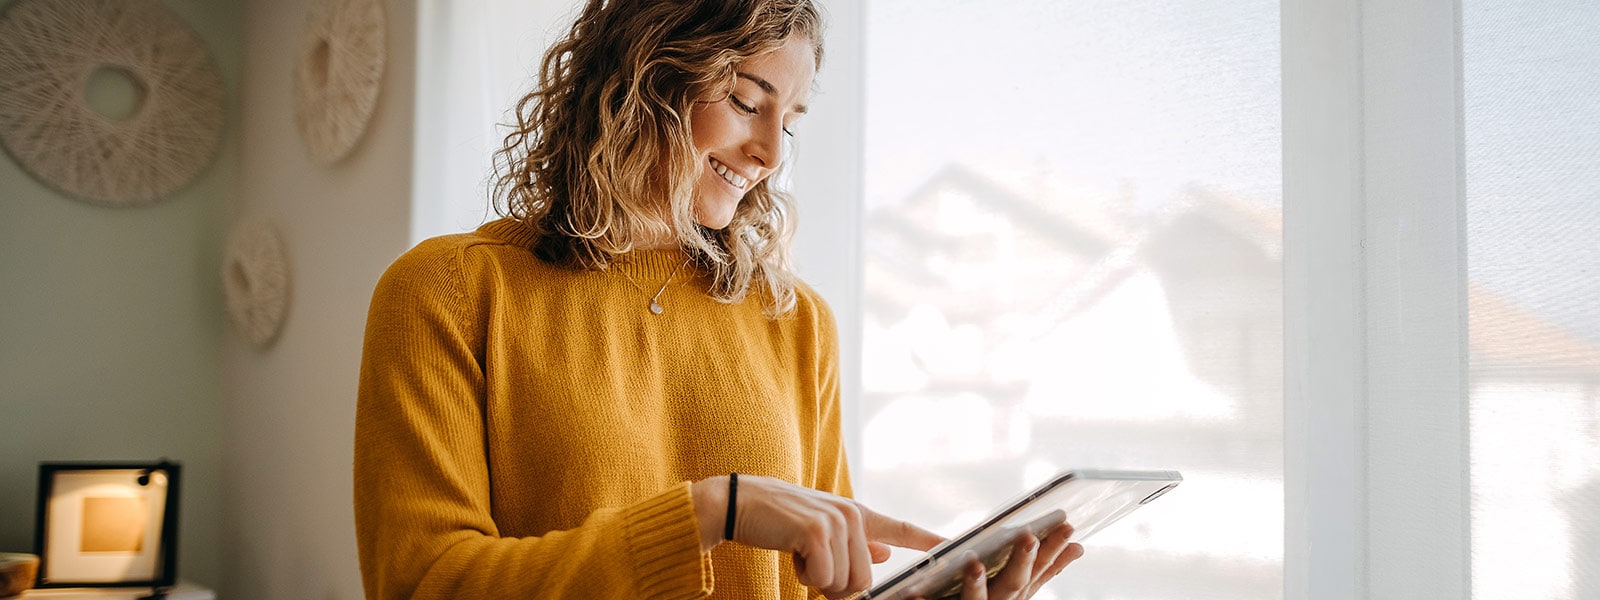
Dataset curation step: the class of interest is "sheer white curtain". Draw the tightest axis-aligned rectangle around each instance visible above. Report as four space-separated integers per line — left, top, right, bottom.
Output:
411 0 578 245
1464 1 1600 598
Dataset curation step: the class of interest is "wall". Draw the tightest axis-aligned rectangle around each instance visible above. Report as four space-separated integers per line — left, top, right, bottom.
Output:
0 0 238 588
222 0 415 598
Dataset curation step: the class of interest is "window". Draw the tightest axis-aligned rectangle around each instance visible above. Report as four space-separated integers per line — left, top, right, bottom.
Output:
859 2 1282 597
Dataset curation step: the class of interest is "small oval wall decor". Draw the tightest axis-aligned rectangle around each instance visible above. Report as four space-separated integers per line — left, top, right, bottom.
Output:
223 221 292 349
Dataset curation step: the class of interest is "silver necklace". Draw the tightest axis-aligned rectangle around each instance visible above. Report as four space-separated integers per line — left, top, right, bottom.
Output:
616 258 691 315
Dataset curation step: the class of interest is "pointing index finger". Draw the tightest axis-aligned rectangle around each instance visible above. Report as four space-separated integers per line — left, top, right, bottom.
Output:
858 503 946 551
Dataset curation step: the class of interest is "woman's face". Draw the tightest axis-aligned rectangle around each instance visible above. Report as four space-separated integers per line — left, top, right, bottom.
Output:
688 35 816 229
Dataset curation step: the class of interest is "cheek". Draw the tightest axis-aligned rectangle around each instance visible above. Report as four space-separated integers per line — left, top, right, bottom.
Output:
689 105 738 154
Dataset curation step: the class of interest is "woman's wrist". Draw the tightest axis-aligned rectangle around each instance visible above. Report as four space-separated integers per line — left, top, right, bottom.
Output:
691 475 730 552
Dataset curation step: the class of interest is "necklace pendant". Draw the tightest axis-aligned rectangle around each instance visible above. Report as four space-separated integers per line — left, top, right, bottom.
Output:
649 300 664 315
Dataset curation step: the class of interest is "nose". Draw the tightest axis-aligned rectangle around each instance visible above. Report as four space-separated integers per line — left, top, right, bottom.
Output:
743 116 785 170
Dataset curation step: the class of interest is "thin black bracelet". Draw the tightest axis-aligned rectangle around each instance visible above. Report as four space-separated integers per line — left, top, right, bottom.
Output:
724 473 739 541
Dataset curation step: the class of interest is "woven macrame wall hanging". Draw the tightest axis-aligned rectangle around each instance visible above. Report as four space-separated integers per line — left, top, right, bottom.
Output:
0 0 225 207
295 0 387 165
223 220 292 349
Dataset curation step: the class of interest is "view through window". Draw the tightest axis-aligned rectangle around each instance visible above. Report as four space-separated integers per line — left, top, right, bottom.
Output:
860 1 1283 597
1465 2 1600 598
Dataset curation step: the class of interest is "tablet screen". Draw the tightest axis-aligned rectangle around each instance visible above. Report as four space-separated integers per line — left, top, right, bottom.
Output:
863 469 1181 600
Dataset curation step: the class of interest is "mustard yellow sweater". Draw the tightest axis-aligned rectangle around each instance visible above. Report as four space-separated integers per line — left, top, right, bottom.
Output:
354 218 850 600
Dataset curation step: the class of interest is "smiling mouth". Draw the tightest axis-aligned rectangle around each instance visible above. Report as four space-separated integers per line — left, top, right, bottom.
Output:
709 157 749 189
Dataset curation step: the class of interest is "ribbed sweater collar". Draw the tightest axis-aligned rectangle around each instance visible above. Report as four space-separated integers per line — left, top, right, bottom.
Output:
478 217 539 248
477 218 696 280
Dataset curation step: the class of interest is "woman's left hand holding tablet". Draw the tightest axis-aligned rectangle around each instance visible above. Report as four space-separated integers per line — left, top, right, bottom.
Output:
916 522 1085 600
692 474 947 599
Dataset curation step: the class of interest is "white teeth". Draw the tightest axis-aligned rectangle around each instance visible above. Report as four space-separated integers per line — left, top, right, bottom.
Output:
710 158 747 189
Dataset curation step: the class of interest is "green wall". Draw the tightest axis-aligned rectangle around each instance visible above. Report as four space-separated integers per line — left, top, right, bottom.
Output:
0 0 239 588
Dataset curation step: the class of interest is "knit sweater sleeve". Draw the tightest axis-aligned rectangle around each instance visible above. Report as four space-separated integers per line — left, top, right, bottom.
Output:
353 239 713 600
804 289 853 501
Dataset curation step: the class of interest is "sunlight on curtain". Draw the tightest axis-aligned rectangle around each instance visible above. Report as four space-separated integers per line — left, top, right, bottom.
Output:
1464 3 1600 599
412 0 575 244
860 1 1282 597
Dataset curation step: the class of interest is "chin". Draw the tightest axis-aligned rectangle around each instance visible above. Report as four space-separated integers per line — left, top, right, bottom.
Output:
693 196 741 230
694 211 737 230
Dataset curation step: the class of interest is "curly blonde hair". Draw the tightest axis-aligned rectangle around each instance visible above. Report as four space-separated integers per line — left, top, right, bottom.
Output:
491 0 823 317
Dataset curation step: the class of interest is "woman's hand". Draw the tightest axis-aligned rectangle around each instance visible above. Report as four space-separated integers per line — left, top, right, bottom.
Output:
692 474 946 599
917 523 1085 600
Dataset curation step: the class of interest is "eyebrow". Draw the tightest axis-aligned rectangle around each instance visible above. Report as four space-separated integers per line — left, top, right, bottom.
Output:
736 72 808 114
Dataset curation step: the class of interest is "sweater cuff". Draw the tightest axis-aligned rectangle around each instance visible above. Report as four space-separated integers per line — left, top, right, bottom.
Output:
625 482 714 599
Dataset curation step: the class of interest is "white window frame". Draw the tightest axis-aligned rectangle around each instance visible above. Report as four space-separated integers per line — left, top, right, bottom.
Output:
1283 0 1471 598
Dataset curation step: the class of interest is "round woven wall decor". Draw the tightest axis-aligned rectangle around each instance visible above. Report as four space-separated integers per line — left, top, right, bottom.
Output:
0 0 225 207
223 221 292 349
295 0 386 165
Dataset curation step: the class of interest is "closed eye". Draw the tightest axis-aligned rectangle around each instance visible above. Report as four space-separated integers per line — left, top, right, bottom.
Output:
731 95 795 137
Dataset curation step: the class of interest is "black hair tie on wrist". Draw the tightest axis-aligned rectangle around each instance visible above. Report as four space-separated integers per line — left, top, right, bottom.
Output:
724 473 739 541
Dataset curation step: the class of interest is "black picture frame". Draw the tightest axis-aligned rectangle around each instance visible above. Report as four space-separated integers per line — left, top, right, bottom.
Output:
33 461 181 589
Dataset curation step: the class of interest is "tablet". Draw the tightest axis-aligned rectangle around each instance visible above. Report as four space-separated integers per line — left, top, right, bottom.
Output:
863 469 1181 600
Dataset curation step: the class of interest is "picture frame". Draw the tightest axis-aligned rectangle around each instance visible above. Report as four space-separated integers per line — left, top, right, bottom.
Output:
33 461 181 589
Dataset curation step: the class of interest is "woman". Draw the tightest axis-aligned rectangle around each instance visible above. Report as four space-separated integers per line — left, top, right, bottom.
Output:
353 1 1082 598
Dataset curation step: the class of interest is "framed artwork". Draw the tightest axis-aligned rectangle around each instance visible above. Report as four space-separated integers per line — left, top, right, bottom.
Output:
33 461 181 588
